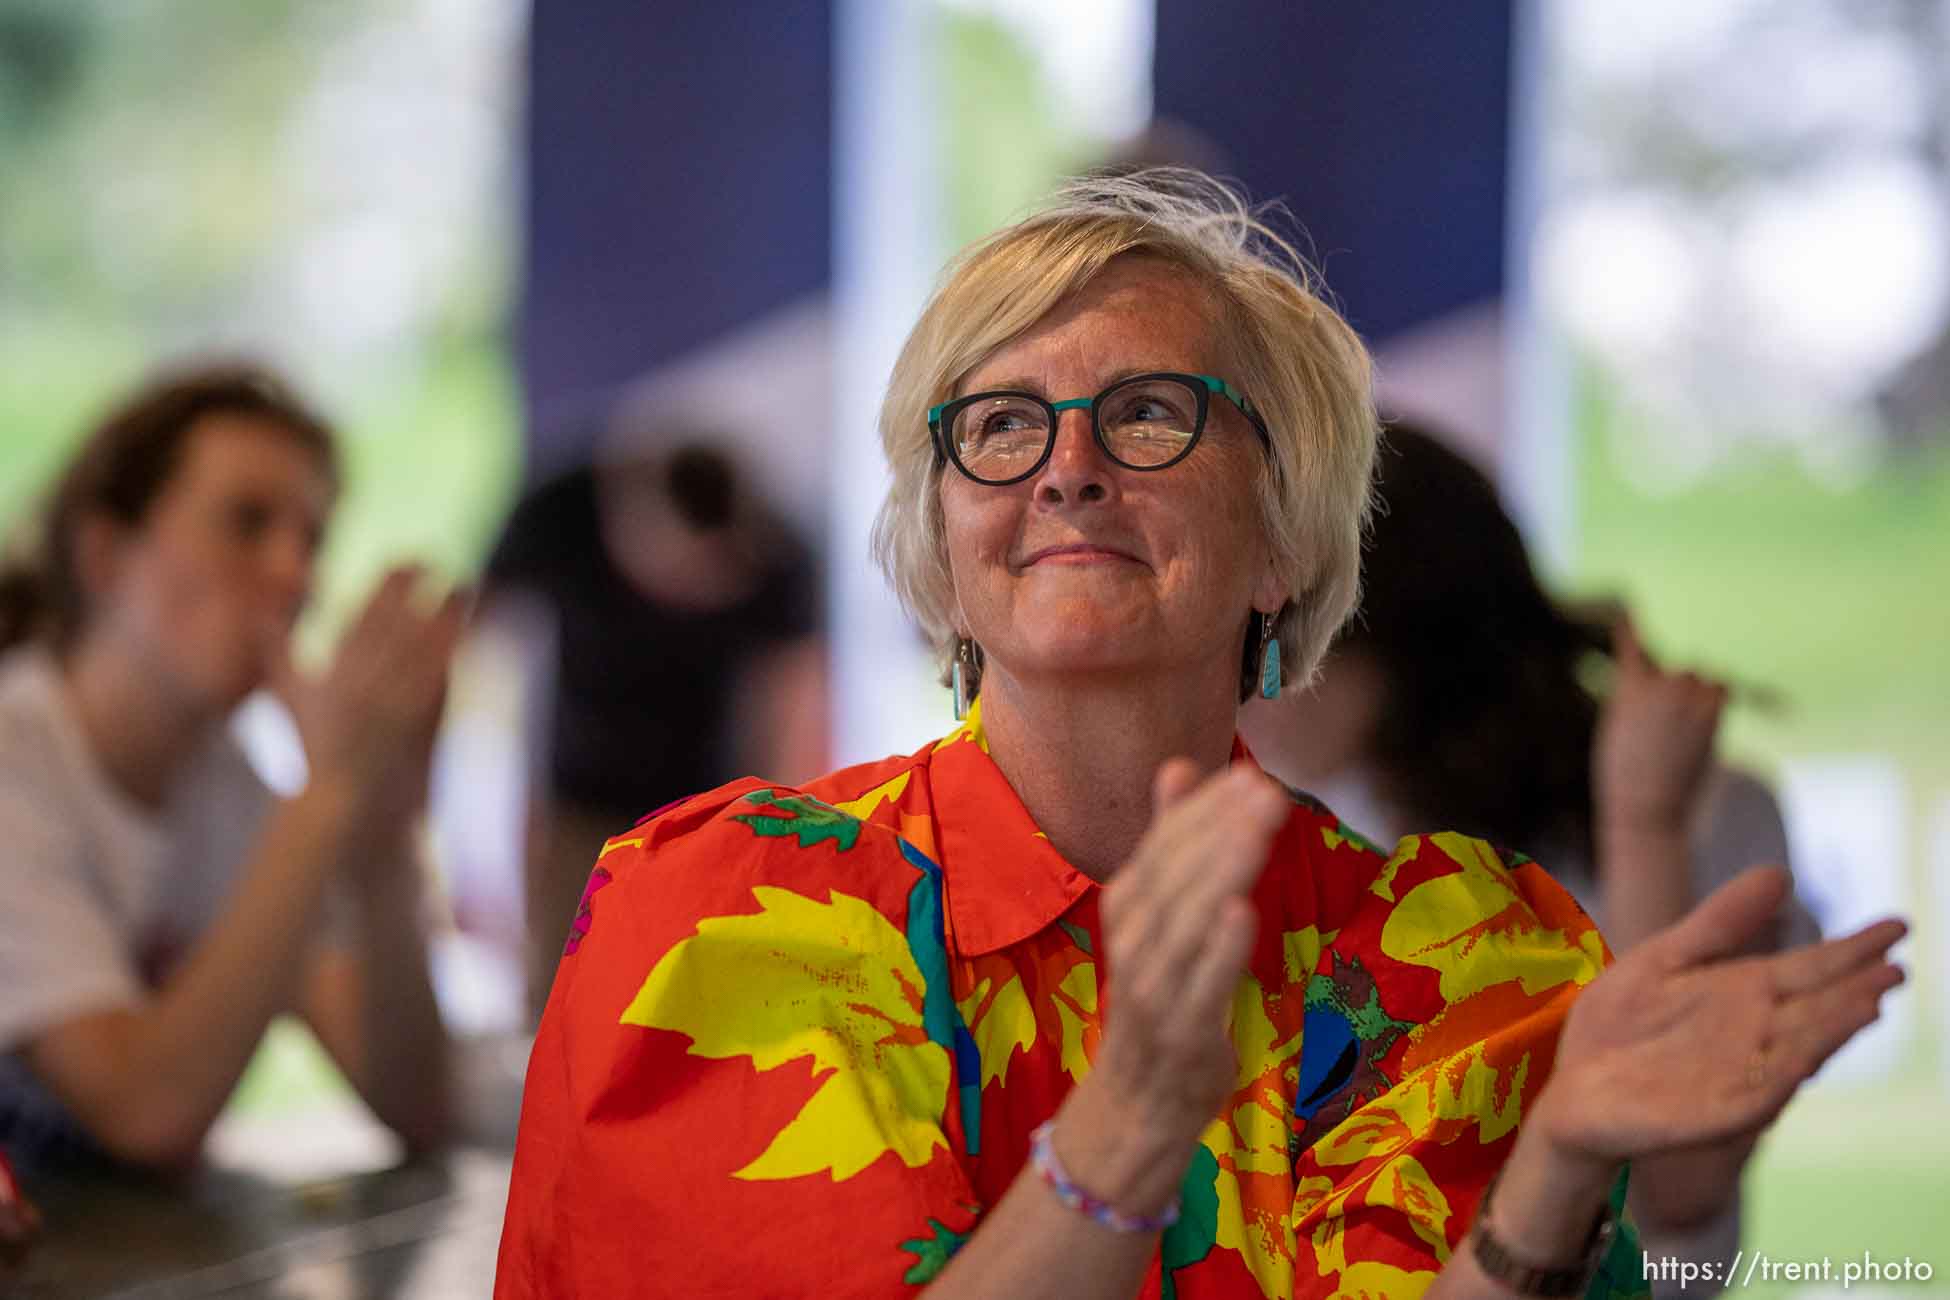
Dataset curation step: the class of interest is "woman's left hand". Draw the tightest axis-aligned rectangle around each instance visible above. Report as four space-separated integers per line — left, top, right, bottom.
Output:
1535 866 1905 1165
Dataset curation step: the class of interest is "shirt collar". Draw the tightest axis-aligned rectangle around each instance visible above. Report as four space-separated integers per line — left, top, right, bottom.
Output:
924 697 1256 956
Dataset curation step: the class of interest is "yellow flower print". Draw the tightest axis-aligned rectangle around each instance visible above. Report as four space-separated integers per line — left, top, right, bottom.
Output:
955 967 1035 1088
1298 1041 1528 1276
1326 1259 1437 1298
933 695 991 753
1294 1157 1445 1295
1367 841 1410 903
620 885 952 1182
1190 973 1312 1299
1282 925 1338 985
1380 834 1606 1003
833 770 911 820
1052 961 1099 1082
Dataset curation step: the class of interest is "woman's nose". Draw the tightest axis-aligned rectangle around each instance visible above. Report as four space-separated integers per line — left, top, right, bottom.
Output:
1034 407 1114 506
263 525 316 609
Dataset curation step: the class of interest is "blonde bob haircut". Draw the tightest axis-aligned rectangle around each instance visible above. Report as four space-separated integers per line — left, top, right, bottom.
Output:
871 168 1378 701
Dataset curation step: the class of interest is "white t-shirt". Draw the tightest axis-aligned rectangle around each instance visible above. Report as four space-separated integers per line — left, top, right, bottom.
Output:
0 646 274 1165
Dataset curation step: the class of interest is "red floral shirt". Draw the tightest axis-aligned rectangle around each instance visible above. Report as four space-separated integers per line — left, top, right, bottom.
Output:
496 701 1645 1298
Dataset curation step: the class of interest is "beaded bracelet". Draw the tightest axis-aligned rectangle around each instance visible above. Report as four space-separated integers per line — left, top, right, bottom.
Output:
1029 1120 1181 1234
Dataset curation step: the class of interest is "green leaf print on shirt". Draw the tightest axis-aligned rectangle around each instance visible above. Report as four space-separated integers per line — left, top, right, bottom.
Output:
731 789 863 853
899 1216 973 1284
1160 1142 1222 1298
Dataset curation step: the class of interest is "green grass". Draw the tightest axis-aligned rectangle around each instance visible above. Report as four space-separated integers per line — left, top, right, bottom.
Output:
1571 405 1950 794
1740 1082 1950 1297
227 1018 353 1115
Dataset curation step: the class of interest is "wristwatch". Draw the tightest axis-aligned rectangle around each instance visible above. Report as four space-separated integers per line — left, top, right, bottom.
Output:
1467 1168 1616 1297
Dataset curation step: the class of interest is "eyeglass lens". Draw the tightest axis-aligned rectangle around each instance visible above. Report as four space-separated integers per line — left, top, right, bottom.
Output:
949 375 1203 482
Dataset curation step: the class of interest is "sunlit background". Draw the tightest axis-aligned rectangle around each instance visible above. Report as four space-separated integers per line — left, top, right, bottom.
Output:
1536 6 1950 1286
1 2 1944 1295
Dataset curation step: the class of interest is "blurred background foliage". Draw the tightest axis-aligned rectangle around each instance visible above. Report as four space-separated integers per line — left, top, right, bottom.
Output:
0 0 521 646
1544 6 1950 1288
937 10 1084 247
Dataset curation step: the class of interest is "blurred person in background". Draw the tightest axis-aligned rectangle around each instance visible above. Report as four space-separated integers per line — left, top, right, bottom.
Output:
479 436 826 1016
0 365 457 1190
1242 420 1821 1296
495 172 1903 1299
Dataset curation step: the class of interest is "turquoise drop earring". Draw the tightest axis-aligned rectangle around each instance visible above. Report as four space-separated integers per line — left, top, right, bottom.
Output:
1257 612 1282 700
951 638 974 720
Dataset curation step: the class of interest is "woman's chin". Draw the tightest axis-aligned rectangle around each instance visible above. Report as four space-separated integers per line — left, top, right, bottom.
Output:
1002 629 1157 681
192 653 270 715
979 592 1199 682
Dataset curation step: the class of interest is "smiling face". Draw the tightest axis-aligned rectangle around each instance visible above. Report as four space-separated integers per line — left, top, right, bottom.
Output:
85 413 335 712
939 255 1286 699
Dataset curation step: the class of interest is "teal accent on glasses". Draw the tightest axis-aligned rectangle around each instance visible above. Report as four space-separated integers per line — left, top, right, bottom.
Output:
1198 375 1266 432
927 373 1266 438
929 370 1275 487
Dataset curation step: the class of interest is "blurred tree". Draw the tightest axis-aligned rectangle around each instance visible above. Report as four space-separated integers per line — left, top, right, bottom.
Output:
0 0 520 596
1549 0 1950 468
938 10 1087 249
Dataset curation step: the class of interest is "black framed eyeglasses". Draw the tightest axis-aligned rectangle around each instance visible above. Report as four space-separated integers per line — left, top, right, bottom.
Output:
927 371 1272 487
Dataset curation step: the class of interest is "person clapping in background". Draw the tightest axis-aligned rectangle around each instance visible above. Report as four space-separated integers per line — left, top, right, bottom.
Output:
0 365 457 1190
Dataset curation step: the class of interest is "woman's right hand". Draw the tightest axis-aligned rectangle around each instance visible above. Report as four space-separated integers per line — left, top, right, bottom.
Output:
278 565 467 814
1051 761 1290 1211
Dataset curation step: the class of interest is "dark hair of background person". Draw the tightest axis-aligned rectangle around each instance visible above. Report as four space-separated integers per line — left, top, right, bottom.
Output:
597 442 741 533
482 432 824 830
663 444 737 531
1344 419 1613 867
0 362 339 654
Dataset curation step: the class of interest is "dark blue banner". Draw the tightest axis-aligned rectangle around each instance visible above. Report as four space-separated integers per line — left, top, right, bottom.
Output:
520 3 834 465
1152 2 1511 344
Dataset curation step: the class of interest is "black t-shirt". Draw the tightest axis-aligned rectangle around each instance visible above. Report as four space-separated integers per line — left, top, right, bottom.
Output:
485 467 820 826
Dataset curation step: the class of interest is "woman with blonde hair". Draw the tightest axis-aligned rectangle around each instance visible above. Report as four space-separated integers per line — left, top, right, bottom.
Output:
496 172 1904 1299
